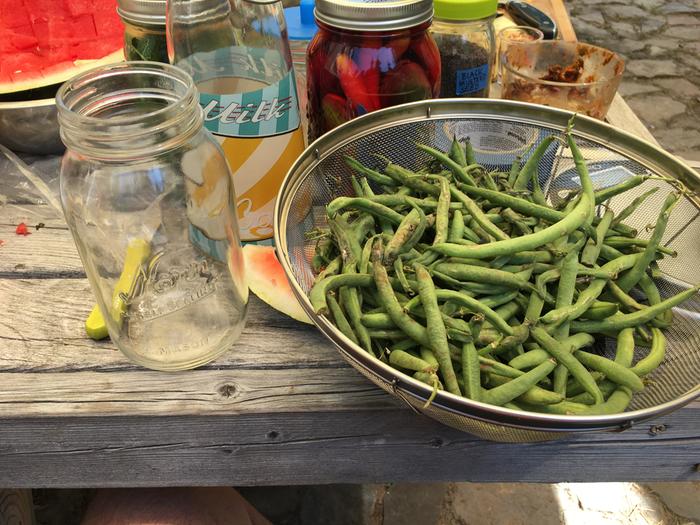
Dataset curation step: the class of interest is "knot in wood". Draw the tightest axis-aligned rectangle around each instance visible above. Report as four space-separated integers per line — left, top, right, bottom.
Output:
218 383 237 398
648 424 667 436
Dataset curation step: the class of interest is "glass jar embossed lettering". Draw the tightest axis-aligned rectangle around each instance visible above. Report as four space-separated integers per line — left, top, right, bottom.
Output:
57 62 248 371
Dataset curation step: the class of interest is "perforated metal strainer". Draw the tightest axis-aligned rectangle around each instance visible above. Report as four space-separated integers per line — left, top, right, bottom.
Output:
274 99 700 442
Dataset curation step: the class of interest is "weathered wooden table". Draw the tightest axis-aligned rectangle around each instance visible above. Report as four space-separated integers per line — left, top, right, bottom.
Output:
1 4 698 489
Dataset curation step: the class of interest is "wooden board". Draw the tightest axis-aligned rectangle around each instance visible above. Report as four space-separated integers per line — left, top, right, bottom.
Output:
1 200 699 486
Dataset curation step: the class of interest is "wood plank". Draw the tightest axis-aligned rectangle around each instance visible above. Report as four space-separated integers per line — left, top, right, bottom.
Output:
0 369 393 417
0 489 35 524
0 279 345 373
0 406 699 487
0 204 83 278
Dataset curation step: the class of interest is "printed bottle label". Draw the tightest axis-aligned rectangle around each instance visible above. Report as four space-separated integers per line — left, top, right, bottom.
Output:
200 70 301 138
455 64 489 96
197 69 305 243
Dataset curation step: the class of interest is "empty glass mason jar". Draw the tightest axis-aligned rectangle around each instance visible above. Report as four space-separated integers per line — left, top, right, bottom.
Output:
57 62 248 371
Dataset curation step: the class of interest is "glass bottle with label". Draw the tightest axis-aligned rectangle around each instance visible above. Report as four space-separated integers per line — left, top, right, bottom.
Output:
167 0 306 244
431 0 496 98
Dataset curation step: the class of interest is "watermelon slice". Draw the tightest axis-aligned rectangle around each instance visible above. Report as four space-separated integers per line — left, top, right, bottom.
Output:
242 245 312 324
0 0 125 96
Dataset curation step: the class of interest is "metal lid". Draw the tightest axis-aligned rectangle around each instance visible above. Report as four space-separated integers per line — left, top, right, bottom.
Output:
117 0 166 26
314 0 433 31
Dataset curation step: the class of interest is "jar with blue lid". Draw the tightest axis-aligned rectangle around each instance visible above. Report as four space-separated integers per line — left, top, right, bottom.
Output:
431 0 496 98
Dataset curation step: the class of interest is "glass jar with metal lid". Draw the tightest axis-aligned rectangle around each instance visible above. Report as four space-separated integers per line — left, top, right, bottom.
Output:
306 0 441 140
431 0 497 98
118 0 168 63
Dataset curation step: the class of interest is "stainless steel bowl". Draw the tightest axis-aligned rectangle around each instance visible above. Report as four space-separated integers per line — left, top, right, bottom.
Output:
274 98 700 443
0 98 64 155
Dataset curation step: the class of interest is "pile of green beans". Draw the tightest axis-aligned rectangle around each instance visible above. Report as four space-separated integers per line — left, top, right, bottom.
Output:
308 124 698 415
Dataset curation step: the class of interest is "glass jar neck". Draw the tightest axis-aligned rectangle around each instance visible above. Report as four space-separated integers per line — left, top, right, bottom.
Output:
56 62 202 160
433 15 495 27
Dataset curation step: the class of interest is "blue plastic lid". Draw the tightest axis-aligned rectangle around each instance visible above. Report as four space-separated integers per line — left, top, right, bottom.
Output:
284 0 318 41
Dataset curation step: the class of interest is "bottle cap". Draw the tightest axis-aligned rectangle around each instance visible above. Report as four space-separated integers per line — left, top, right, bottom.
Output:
314 0 433 32
117 0 166 26
284 0 319 40
434 0 497 21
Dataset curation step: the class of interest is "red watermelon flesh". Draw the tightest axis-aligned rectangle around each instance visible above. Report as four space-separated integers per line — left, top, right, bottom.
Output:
0 0 125 95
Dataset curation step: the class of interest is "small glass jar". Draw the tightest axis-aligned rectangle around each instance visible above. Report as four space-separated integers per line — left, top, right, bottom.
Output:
57 62 248 371
431 0 497 98
306 0 440 141
118 0 169 63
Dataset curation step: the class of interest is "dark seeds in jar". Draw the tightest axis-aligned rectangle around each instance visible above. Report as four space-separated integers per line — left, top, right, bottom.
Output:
436 36 490 98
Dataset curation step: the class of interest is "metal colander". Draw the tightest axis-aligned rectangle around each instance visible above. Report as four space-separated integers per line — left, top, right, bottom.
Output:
274 99 700 443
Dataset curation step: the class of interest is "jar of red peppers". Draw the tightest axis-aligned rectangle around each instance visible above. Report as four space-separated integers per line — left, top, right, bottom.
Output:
306 0 441 140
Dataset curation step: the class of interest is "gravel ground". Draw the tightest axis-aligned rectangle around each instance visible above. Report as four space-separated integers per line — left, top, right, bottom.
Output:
567 0 700 161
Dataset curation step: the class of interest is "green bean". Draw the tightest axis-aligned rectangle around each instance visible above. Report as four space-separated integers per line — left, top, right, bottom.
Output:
530 326 604 404
481 359 557 406
567 380 617 405
507 156 522 187
638 274 673 327
571 284 699 333
345 156 396 186
310 273 373 315
464 139 477 166
384 205 426 265
373 259 429 346
611 187 659 227
478 323 529 356
448 209 465 243
614 327 635 367
340 284 373 354
431 188 592 260
593 175 647 205
513 135 558 191
393 257 414 296
359 234 380 275
457 184 564 224
574 350 645 391
386 163 444 197
581 209 614 266
520 386 633 415
631 327 666 376
447 184 510 241
488 373 564 405
449 137 467 167
582 301 619 320
416 143 478 186
413 263 461 395
367 329 410 339
606 280 646 312
565 370 606 397
420 347 440 369
508 333 593 370
389 349 436 372
479 290 520 310
462 342 482 401
605 237 677 258
327 197 405 225
509 348 549 370
539 253 642 326
361 312 396 329
350 175 364 197
552 247 581 394
433 290 514 335
329 216 362 269
327 294 359 345
502 208 533 235
434 263 539 296
567 130 596 227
